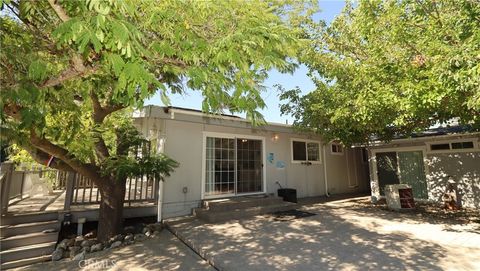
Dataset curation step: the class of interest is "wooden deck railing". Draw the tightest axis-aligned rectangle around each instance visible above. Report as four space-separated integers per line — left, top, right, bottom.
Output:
68 173 158 206
1 161 159 214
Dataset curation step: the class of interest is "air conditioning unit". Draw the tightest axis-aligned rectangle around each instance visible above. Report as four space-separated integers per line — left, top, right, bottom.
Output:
385 184 415 210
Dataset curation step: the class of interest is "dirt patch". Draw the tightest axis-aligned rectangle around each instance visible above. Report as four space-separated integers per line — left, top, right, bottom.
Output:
348 198 480 225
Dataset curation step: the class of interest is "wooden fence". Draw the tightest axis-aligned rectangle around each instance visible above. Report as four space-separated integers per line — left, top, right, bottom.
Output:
1 161 158 214
70 173 158 206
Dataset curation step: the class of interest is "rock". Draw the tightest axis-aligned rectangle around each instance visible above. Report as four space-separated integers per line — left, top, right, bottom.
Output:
110 241 122 249
81 239 96 248
149 223 163 232
69 246 82 258
90 243 104 252
134 233 146 241
84 231 96 239
52 248 64 261
57 239 69 250
124 234 134 242
82 246 91 253
142 227 149 234
124 226 135 234
110 234 124 243
145 230 152 237
74 236 85 246
73 251 85 261
66 238 75 247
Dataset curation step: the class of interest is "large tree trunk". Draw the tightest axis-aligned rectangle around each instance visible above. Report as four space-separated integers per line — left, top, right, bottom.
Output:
97 178 126 241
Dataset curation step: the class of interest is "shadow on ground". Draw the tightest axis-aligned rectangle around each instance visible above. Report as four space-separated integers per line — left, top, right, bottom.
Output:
169 198 480 271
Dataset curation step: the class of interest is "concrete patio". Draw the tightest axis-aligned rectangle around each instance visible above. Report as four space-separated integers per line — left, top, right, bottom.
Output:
167 196 480 271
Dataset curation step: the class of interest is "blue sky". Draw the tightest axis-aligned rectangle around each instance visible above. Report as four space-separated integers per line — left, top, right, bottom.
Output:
145 1 346 124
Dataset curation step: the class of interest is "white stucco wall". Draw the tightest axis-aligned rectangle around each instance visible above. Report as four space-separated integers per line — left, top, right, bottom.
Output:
368 135 480 208
134 106 369 218
426 152 480 208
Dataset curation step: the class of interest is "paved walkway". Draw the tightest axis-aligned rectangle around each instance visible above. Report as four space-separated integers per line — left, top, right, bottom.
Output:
14 230 213 271
167 197 480 271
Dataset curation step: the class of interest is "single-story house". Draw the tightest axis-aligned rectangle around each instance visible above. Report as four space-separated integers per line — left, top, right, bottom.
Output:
366 125 480 208
133 106 370 218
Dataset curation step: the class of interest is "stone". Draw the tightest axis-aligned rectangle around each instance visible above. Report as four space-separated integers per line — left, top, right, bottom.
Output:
124 234 134 242
110 241 122 249
66 238 75 247
69 246 82 258
90 243 104 252
82 246 91 253
52 248 64 261
84 231 96 239
81 239 96 248
110 234 124 243
145 230 152 237
57 239 69 250
124 226 135 234
150 223 163 232
134 233 146 241
74 236 85 246
73 251 85 261
142 227 149 234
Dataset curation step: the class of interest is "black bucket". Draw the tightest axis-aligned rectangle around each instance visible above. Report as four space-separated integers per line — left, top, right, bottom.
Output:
277 188 297 203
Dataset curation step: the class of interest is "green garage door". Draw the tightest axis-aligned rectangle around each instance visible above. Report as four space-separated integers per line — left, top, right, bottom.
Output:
398 151 428 199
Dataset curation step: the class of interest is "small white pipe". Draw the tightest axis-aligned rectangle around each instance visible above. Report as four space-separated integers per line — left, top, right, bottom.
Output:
323 143 330 197
157 180 163 223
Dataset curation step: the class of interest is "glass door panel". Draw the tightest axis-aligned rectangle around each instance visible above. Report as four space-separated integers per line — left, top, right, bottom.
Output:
398 151 428 199
236 138 263 194
376 152 400 195
205 137 235 196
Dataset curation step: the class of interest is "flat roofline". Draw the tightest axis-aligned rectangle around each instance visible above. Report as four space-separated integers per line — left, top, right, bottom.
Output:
140 105 294 129
364 132 480 147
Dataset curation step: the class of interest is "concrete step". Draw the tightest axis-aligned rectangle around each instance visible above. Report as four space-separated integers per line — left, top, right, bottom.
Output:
1 254 51 270
202 196 285 211
194 202 297 223
1 212 59 226
0 220 60 238
0 241 56 263
0 231 59 250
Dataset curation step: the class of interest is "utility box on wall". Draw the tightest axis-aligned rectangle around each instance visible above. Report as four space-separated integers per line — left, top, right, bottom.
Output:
385 184 415 210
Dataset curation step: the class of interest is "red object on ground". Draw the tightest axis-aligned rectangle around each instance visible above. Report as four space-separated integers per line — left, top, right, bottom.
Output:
399 188 415 208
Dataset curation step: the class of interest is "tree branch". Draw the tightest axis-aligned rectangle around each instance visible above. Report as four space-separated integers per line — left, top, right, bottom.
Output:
89 91 125 161
0 127 74 171
47 0 70 22
29 129 101 180
41 56 97 88
24 145 75 172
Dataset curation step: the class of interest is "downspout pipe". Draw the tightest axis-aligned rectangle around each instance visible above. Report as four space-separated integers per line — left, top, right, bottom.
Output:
323 143 330 197
157 179 164 223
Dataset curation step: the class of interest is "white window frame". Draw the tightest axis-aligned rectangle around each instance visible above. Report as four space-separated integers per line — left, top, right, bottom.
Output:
290 138 322 164
330 142 344 155
201 131 267 199
426 138 479 154
370 146 430 200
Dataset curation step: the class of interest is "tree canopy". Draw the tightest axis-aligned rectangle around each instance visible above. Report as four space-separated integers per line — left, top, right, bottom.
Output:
0 0 312 238
280 0 480 144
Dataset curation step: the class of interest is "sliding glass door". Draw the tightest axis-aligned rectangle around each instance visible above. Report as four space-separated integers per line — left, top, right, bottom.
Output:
376 150 428 199
236 138 263 194
204 135 263 198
